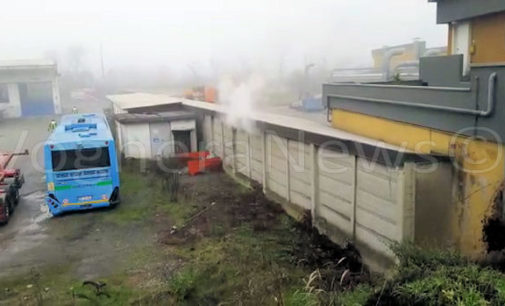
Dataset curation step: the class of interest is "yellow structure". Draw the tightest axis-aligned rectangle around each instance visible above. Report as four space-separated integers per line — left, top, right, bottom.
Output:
371 41 446 71
326 1 505 258
470 12 505 64
372 42 423 70
332 109 504 257
448 12 505 64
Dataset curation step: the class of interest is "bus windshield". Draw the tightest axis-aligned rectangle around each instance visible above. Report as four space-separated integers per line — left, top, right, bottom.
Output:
51 147 111 172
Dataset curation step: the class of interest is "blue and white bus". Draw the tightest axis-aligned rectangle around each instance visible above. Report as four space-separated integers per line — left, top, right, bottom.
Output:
44 113 120 216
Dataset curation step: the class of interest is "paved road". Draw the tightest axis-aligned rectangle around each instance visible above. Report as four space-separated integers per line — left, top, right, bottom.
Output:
0 97 119 279
0 115 56 275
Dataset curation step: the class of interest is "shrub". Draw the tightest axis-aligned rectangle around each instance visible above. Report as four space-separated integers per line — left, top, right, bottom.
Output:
168 268 197 301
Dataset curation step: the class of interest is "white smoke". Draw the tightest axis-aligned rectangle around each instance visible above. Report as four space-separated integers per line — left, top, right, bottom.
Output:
218 73 265 132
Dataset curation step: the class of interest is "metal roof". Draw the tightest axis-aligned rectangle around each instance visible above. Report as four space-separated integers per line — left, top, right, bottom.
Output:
107 93 187 111
0 59 56 71
182 99 416 153
105 92 422 155
431 0 505 23
114 111 196 124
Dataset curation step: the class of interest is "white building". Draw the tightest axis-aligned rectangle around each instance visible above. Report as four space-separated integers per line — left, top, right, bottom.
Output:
108 93 198 159
0 60 61 117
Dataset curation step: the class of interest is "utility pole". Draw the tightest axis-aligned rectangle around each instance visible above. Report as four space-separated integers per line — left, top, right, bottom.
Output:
100 42 105 79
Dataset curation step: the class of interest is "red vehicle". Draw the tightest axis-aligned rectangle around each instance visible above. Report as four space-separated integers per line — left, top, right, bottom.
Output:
0 150 28 225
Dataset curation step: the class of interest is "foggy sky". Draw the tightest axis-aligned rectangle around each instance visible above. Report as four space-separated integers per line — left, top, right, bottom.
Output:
0 0 446 76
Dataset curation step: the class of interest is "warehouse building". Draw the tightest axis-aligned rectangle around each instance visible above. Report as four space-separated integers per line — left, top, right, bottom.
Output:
0 60 61 117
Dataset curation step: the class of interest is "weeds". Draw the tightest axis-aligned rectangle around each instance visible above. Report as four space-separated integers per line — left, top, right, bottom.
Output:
323 243 505 306
7 161 505 306
167 268 197 302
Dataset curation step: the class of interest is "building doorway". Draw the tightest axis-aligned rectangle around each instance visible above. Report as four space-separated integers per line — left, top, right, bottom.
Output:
173 130 192 153
19 82 54 116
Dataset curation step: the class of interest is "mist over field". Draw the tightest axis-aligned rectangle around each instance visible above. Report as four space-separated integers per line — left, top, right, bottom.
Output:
0 0 446 92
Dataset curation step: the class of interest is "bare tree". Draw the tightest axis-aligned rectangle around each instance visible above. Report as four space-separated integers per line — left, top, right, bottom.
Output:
67 45 86 73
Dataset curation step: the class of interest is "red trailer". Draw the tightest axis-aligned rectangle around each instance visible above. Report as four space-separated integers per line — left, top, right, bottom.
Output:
0 150 28 225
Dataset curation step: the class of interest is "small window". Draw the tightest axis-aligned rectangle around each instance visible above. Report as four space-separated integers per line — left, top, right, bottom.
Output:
0 84 9 103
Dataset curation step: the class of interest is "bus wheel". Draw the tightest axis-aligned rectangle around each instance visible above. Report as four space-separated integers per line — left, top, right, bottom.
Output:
109 188 120 208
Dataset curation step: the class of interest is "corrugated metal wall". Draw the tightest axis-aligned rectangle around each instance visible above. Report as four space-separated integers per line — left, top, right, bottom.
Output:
204 114 415 270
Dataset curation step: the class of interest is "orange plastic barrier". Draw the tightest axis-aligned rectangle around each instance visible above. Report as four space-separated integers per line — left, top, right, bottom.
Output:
204 87 217 103
175 151 210 160
188 157 222 176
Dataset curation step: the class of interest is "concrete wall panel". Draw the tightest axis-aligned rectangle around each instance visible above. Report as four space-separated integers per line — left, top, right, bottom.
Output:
266 134 288 198
317 147 355 234
319 175 354 203
355 225 393 258
319 190 352 218
356 208 398 242
122 123 151 159
319 204 353 235
202 114 418 271
250 134 263 183
290 190 311 210
212 117 223 158
235 130 249 176
223 126 234 167
356 191 397 224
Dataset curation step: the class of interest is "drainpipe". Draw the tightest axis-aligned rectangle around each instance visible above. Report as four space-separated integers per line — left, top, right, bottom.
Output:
382 48 405 81
393 60 420 76
423 49 443 57
326 72 497 117
393 49 448 79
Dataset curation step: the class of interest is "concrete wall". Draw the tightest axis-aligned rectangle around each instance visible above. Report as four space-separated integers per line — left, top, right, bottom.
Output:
203 114 417 271
329 107 505 259
121 122 152 159
117 119 197 159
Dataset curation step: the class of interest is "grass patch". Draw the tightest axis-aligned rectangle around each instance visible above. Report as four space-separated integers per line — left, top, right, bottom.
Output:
165 220 310 305
329 243 505 306
167 268 198 302
336 284 374 306
9 161 505 305
0 265 138 306
102 165 197 226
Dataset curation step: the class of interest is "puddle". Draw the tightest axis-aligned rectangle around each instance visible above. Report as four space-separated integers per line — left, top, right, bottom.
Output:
0 191 50 261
